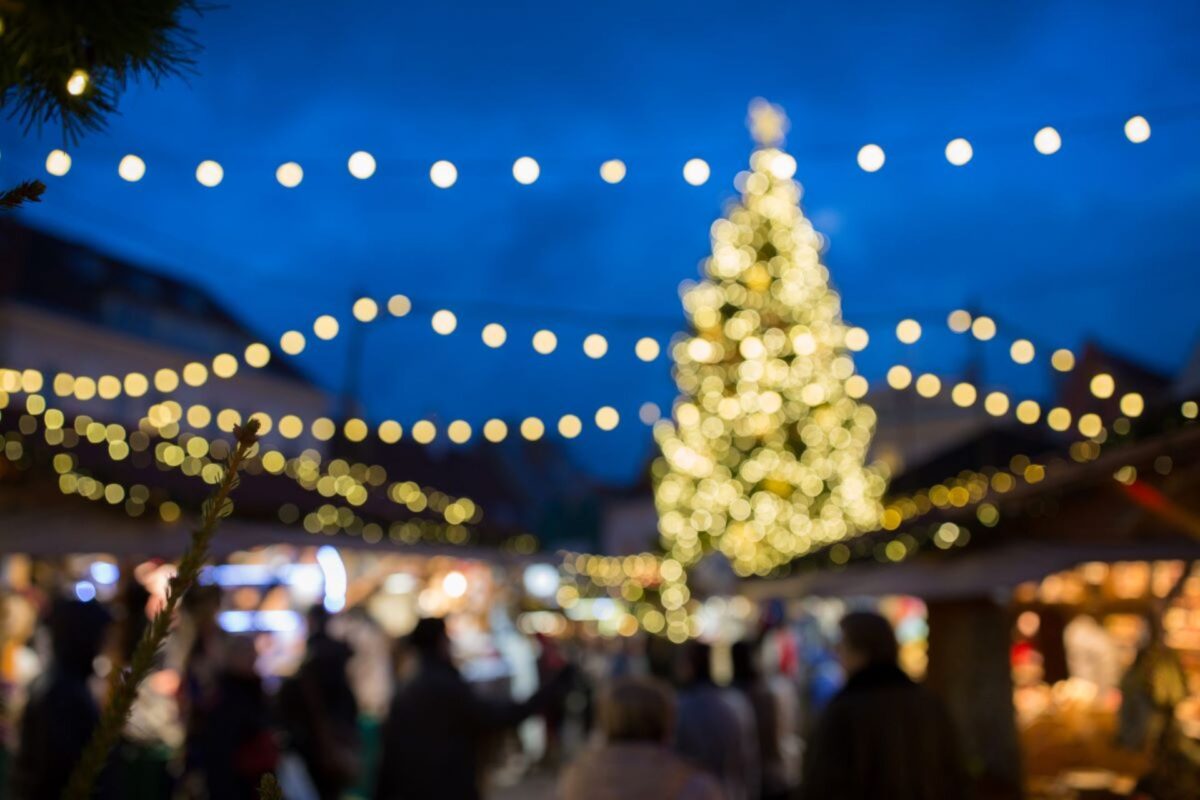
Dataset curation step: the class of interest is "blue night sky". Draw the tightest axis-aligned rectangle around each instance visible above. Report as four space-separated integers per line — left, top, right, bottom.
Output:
2 0 1199 482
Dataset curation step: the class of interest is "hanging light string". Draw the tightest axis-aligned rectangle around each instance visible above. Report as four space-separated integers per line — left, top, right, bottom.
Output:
28 106 1184 186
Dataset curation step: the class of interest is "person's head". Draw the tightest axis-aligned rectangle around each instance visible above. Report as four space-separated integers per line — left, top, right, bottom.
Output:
837 611 898 675
48 598 112 675
406 616 450 661
730 639 759 685
598 677 676 744
681 642 713 685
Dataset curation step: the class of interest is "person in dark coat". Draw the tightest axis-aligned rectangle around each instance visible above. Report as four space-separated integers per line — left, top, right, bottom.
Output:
800 611 968 800
11 599 113 800
374 617 569 800
278 606 361 800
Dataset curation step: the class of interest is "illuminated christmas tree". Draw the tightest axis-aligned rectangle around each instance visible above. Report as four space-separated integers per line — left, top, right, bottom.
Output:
653 100 886 579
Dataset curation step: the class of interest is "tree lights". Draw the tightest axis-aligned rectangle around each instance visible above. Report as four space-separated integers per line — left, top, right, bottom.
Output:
653 101 887 580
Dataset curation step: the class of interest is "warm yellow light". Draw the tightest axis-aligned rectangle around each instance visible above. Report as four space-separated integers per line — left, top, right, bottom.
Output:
154 368 179 392
520 417 545 441
481 323 507 348
73 376 96 400
512 156 540 184
276 162 303 188
443 571 468 598
971 316 997 341
182 362 208 387
558 414 582 438
216 408 242 432
1033 127 1061 155
352 297 378 322
947 309 972 333
635 337 661 361
243 342 271 368
412 420 436 444
1078 413 1103 438
1047 407 1072 432
682 158 710 186
845 375 869 399
984 391 1010 416
1182 401 1198 419
280 330 306 355
195 160 224 187
118 154 146 182
483 419 508 442
97 375 121 399
250 412 275 436
212 353 238 379
431 310 458 335
583 334 609 359
378 420 402 443
1124 115 1151 144
1119 392 1144 417
844 327 869 351
1016 400 1041 424
66 69 90 96
1010 339 1035 365
313 315 340 340
856 144 885 172
599 159 626 184
951 382 977 407
532 330 557 354
945 138 973 166
447 420 472 444
387 294 412 317
1090 373 1115 399
1051 349 1075 372
278 414 303 438
595 406 620 431
46 149 72 176
895 319 922 344
886 365 912 390
639 402 662 424
915 374 941 398
187 405 212 429
123 373 149 397
348 150 376 179
427 159 457 188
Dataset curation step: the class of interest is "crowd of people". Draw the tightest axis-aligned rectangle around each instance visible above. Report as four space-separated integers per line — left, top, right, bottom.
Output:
1 581 968 800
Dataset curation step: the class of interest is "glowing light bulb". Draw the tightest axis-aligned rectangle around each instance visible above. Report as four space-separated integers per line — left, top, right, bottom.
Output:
1010 339 1035 365
945 138 973 166
635 338 661 361
557 414 583 438
348 151 376 179
483 419 508 442
595 406 620 431
430 160 457 188
352 297 378 322
683 158 710 186
387 294 412 317
1051 349 1075 372
532 330 557 354
196 160 224 187
512 156 540 184
1033 127 1061 155
1124 115 1150 144
481 323 507 348
431 310 458 335
313 315 340 340
118 154 146 182
583 334 609 359
857 144 885 172
46 149 72 176
947 310 972 333
896 319 922 344
276 161 303 188
66 69 90 96
971 316 997 341
280 331 306 355
442 571 468 598
600 159 626 184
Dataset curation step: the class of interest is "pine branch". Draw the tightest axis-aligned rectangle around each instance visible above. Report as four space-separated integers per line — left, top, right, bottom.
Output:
0 179 45 210
0 1 204 142
257 773 284 800
61 419 260 800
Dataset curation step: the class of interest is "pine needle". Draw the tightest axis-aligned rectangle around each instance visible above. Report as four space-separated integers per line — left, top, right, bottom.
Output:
61 419 261 800
0 180 46 210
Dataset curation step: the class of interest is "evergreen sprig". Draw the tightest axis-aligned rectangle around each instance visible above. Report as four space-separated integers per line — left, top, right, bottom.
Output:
0 179 45 209
61 419 260 800
0 0 203 142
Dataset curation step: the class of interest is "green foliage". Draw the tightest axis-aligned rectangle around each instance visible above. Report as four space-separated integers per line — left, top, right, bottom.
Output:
0 179 44 209
0 0 203 142
61 420 260 800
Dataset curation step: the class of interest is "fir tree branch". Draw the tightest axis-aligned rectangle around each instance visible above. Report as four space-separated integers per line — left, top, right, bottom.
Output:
0 1 204 142
0 179 45 210
257 773 284 800
61 419 260 800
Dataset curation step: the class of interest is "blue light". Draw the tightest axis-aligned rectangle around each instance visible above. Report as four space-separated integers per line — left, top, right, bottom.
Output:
74 581 97 602
89 562 120 585
316 546 347 613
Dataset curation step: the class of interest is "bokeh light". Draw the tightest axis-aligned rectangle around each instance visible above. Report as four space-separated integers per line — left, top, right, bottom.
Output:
682 158 710 186
348 151 377 178
856 144 885 172
945 138 973 166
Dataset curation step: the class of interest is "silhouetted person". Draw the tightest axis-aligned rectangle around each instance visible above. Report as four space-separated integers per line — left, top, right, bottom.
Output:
560 676 723 800
374 617 569 800
190 636 277 800
801 612 967 800
11 599 113 800
731 640 800 800
675 643 758 800
279 606 361 800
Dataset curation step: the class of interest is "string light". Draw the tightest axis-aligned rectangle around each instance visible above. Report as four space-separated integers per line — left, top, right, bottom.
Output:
45 149 71 176
599 159 627 184
512 156 540 185
352 297 379 322
430 160 458 188
275 162 303 188
682 158 710 186
1090 373 1115 399
895 319 922 344
66 69 90 96
1033 127 1062 155
118 155 146 182
947 310 972 333
856 144 885 172
1051 349 1075 372
945 138 973 166
195 160 224 187
481 323 507 348
971 316 997 341
532 330 558 354
1010 339 1035 364
431 310 458 335
1124 115 1151 144
583 334 609 359
348 151 376 179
